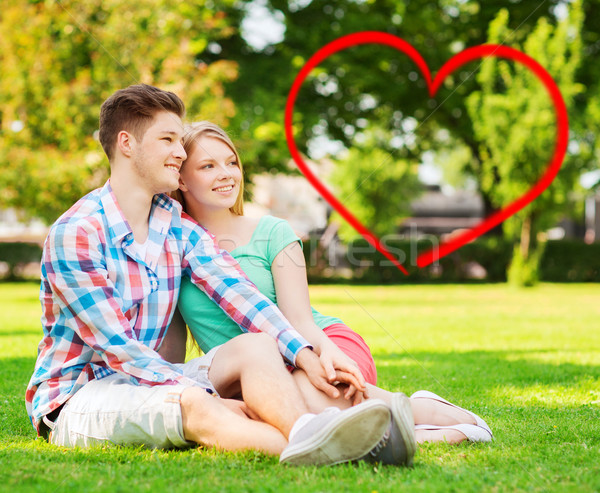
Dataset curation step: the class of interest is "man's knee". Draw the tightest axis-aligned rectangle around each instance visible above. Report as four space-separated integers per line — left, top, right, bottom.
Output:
232 333 279 361
181 386 213 418
180 386 221 445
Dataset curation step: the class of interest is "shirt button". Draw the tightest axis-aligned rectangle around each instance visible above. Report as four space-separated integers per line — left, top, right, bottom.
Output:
152 374 160 382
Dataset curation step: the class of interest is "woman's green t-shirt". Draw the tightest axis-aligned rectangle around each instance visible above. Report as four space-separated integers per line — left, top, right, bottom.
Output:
178 215 343 353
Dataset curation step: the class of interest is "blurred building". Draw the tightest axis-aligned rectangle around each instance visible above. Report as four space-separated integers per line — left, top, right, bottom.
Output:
585 190 600 243
398 185 484 236
0 208 47 244
245 158 333 239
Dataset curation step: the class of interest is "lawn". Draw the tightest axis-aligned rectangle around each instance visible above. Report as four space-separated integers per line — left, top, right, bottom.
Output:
1 282 599 492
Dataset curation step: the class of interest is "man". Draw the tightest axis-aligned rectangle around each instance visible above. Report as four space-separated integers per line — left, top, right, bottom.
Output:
25 84 413 466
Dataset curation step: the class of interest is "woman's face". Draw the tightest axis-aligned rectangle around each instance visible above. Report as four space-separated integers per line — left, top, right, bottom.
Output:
179 135 242 214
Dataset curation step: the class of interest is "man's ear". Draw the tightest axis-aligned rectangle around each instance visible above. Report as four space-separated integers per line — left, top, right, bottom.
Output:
116 130 135 157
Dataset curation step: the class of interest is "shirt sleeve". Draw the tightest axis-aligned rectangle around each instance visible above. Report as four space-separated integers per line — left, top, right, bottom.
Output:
266 217 303 265
45 222 199 388
180 216 311 365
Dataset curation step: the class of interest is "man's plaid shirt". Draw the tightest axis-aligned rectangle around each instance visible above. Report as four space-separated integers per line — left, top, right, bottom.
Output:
25 181 309 432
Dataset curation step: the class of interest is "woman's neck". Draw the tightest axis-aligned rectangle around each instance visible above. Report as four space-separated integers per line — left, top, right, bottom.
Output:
187 205 238 236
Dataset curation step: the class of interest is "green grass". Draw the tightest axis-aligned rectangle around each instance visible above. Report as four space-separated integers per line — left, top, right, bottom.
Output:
1 282 599 492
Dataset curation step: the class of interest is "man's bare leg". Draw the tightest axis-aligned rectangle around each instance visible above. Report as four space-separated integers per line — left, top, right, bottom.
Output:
208 333 309 437
182 333 391 465
180 386 287 454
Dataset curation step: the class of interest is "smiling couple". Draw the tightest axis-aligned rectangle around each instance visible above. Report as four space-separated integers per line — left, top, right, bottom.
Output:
26 84 492 467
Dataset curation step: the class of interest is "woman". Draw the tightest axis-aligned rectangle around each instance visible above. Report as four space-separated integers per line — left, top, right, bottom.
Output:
169 121 493 446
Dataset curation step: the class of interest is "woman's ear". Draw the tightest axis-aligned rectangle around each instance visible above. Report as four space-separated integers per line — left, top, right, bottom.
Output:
116 130 134 157
178 176 189 192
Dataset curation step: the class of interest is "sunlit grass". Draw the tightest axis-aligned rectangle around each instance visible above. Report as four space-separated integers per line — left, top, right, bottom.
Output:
1 282 599 492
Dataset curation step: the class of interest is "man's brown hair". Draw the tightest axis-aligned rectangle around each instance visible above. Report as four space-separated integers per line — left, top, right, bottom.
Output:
99 84 185 161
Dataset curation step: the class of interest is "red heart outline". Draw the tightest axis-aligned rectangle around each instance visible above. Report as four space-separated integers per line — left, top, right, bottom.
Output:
284 31 569 274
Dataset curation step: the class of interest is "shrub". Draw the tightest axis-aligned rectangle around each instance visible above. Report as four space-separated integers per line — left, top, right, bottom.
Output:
539 240 600 282
0 242 43 280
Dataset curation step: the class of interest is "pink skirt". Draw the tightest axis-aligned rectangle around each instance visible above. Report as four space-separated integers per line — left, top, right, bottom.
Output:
323 323 377 385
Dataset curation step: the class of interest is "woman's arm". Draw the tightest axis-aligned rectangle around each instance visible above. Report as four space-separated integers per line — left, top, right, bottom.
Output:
271 241 367 401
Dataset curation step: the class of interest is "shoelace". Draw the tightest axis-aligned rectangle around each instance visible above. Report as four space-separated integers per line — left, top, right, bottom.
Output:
368 429 390 457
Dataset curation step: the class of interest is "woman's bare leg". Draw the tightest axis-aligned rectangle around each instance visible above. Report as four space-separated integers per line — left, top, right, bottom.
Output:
413 428 466 444
291 369 353 413
365 385 476 426
291 375 474 426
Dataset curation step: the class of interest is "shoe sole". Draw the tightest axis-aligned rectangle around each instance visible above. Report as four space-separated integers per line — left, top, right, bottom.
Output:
415 423 492 443
280 399 391 466
390 393 418 466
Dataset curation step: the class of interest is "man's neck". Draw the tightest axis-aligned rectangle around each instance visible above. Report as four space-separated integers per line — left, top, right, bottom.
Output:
109 174 154 243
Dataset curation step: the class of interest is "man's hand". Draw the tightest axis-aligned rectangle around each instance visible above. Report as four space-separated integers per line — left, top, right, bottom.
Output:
295 347 367 403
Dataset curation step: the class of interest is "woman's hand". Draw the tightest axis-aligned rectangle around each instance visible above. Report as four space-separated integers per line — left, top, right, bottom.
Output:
271 241 369 405
318 338 367 397
295 347 367 404
318 339 367 404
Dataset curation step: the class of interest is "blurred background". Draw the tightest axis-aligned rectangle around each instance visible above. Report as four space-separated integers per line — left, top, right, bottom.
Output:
1 0 599 285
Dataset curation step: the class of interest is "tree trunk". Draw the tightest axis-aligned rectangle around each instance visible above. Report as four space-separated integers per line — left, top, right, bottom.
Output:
520 213 532 260
509 211 542 287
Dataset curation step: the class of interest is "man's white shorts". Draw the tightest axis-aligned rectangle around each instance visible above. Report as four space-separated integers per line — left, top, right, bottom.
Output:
45 347 220 449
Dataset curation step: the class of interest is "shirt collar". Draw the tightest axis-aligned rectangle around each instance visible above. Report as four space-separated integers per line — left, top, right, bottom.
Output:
99 179 174 248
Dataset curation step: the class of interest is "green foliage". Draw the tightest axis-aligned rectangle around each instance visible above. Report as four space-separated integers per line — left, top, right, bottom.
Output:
465 2 585 285
507 243 543 287
217 1 598 278
328 127 422 240
221 0 570 173
0 0 238 224
305 237 600 284
540 239 600 282
0 242 43 280
320 236 513 284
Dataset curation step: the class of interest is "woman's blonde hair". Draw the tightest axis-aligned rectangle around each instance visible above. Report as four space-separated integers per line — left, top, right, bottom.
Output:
171 121 244 215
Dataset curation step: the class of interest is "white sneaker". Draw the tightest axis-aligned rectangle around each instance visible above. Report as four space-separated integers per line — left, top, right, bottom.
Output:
280 399 391 466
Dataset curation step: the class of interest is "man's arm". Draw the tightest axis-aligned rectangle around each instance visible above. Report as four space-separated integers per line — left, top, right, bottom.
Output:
46 222 197 387
180 219 361 398
181 217 310 366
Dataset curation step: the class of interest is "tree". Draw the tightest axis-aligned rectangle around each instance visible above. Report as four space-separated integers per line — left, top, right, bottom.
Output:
0 0 238 223
465 2 585 285
217 0 568 175
212 0 590 251
216 1 600 284
328 123 422 241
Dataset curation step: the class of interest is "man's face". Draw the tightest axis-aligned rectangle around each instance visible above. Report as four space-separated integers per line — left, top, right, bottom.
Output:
130 111 186 195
